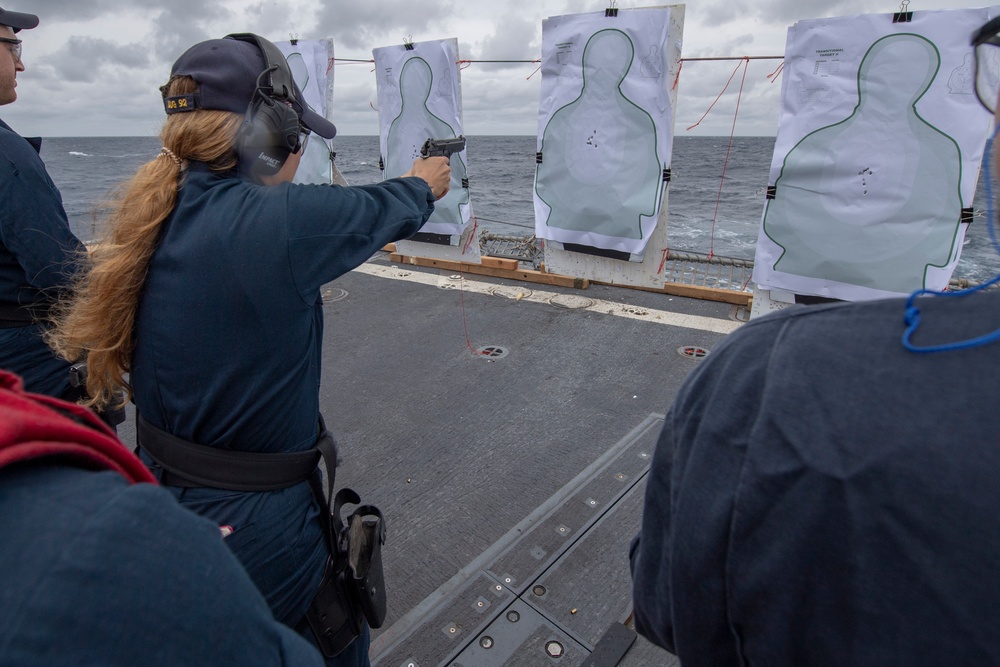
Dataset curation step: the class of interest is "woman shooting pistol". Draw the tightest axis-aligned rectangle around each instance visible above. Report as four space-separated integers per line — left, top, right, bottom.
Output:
48 33 449 666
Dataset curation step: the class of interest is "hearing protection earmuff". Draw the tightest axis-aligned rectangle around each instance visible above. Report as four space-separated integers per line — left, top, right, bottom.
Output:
226 33 303 179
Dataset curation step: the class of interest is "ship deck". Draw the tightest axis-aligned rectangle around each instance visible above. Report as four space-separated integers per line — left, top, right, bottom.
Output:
121 248 745 666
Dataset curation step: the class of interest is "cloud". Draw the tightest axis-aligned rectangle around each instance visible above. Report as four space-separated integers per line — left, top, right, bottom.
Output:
20 0 127 23
39 36 151 83
314 0 460 51
697 0 874 28
468 13 541 71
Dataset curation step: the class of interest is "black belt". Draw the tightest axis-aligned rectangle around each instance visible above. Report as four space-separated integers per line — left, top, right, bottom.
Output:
136 413 327 492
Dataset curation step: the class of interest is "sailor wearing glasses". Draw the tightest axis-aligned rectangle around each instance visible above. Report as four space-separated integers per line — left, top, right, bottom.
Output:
0 7 87 400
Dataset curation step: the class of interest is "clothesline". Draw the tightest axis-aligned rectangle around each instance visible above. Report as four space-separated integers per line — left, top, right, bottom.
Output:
330 55 785 65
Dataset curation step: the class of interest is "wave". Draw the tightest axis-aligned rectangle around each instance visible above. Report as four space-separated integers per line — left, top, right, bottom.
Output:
69 151 153 159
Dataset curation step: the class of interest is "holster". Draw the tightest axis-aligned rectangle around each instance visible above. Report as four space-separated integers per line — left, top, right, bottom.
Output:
304 550 363 656
304 428 388 657
346 505 387 627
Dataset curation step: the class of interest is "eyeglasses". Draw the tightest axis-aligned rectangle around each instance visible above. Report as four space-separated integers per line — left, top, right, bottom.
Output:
973 16 1000 114
0 37 21 63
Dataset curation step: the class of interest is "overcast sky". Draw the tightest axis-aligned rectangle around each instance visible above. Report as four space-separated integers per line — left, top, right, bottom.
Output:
0 0 993 137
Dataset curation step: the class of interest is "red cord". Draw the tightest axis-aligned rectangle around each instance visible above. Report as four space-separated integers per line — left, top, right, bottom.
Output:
685 57 746 132
657 247 671 275
457 275 484 355
462 219 478 254
708 57 749 258
766 61 784 83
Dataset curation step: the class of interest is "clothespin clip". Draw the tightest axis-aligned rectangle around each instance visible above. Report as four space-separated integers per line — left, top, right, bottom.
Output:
606 1 619 17
403 35 415 51
893 0 913 23
289 32 299 46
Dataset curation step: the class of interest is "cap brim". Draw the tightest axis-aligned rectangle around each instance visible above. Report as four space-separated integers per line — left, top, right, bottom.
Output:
0 8 39 32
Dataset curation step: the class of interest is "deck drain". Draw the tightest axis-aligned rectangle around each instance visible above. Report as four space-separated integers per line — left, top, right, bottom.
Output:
623 306 649 316
321 287 348 302
549 294 593 309
491 285 532 300
678 345 710 359
476 345 508 359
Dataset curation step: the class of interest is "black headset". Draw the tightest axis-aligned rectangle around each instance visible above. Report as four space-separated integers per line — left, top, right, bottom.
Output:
227 33 303 179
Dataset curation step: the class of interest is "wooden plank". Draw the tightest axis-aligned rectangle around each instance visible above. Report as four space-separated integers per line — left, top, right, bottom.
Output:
480 256 519 270
390 253 590 289
593 280 752 307
387 252 748 305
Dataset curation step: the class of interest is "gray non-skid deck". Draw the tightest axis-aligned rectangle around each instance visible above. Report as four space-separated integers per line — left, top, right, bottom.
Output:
119 249 738 665
372 414 662 666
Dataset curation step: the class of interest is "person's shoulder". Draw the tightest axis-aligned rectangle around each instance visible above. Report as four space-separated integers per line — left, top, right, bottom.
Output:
676 298 902 399
720 297 904 352
0 465 323 666
0 122 38 160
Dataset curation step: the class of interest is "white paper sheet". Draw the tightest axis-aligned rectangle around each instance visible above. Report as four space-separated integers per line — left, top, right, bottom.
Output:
533 7 676 255
276 40 337 186
754 7 1000 300
373 39 471 236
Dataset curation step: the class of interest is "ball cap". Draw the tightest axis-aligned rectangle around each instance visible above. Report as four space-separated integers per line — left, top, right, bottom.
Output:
168 35 336 139
0 7 39 32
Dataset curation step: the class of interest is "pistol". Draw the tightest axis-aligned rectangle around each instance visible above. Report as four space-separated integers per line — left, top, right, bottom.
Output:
420 135 466 159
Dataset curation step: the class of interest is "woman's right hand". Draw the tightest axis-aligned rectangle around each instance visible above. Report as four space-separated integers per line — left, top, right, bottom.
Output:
403 157 451 201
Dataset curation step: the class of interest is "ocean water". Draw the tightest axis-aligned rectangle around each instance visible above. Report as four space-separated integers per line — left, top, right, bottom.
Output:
39 135 1000 283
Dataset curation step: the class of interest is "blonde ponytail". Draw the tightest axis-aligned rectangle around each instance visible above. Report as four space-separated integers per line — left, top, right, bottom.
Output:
48 77 244 409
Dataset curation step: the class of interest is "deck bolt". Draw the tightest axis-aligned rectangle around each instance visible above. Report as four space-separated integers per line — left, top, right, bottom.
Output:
546 641 564 658
480 636 494 649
